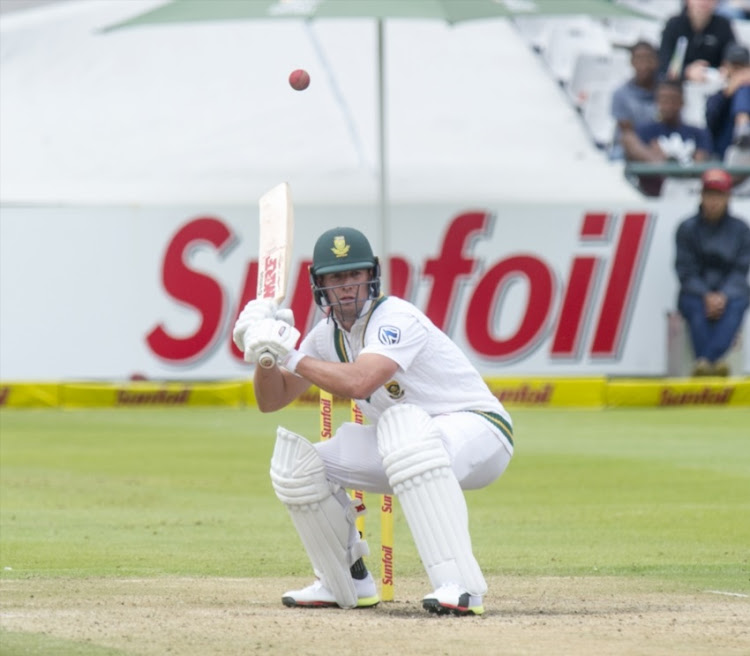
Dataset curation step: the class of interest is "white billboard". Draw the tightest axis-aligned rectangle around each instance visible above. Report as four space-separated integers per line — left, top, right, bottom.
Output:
1 198 748 379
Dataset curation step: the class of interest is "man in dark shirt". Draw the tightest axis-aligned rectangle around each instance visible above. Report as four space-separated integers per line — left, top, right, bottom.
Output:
675 168 750 375
659 0 736 82
705 42 750 158
625 80 713 196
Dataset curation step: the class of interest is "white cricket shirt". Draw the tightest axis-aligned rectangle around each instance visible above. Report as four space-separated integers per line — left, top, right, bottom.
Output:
299 296 511 428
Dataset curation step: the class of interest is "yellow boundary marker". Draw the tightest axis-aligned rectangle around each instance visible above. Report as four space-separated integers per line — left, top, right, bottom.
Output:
2 377 749 409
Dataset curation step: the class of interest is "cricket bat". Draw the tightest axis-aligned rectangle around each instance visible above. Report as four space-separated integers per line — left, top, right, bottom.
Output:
256 182 294 369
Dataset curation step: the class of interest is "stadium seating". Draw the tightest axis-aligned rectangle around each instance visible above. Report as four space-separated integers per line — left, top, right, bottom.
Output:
566 50 631 108
616 0 681 21
580 83 620 149
601 16 662 48
515 9 750 193
541 17 612 84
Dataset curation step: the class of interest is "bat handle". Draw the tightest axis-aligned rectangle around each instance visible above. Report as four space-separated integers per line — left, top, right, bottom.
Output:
258 350 277 369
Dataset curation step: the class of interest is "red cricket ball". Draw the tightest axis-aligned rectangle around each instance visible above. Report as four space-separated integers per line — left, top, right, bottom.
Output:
289 68 310 91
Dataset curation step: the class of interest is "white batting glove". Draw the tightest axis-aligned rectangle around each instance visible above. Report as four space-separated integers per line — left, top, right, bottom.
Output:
243 318 301 365
275 308 295 327
232 299 279 353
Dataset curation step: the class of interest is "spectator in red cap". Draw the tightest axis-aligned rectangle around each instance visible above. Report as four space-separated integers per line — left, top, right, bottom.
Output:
675 168 750 375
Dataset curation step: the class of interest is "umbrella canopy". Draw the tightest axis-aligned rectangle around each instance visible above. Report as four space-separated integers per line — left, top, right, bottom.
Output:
103 0 649 27
102 0 650 291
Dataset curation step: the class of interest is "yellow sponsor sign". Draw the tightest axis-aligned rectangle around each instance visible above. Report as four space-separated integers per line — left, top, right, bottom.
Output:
61 381 245 408
485 377 606 407
607 378 750 407
242 381 257 407
5 378 748 409
0 382 59 408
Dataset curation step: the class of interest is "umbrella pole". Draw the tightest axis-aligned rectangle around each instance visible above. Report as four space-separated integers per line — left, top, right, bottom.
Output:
377 19 390 295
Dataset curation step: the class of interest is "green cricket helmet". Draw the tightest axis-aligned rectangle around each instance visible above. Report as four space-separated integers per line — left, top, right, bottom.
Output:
309 227 381 309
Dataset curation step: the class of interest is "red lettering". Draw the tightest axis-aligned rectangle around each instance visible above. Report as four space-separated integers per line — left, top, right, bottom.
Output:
230 259 314 361
551 212 611 357
660 387 733 406
319 397 332 439
351 403 364 424
353 490 365 515
580 212 611 239
492 383 553 405
116 389 191 405
289 260 316 335
147 217 234 362
551 256 599 357
381 494 393 514
261 256 278 299
423 212 493 331
591 213 652 357
466 255 555 360
148 209 650 372
381 544 393 585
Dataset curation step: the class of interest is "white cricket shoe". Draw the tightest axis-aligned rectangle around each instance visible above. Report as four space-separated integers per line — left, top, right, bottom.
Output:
422 583 484 616
282 573 379 609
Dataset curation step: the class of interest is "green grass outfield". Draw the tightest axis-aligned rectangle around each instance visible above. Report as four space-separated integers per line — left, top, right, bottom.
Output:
0 406 748 592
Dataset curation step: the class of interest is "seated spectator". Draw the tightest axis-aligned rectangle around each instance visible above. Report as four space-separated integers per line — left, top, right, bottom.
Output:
715 0 750 20
659 0 736 83
610 41 659 160
705 43 750 160
624 80 714 196
675 168 750 376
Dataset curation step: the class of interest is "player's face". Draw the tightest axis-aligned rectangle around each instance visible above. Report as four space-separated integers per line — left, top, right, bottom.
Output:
320 268 371 325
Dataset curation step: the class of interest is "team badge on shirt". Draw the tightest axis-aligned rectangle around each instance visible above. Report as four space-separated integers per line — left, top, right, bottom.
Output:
379 326 401 345
384 380 405 400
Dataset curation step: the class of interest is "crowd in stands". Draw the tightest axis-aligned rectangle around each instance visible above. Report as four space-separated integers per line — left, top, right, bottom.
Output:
616 0 749 196
515 0 750 197
514 1 750 377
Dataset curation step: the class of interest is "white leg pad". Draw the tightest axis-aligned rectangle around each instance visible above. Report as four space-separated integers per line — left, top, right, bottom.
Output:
377 404 487 595
270 427 367 609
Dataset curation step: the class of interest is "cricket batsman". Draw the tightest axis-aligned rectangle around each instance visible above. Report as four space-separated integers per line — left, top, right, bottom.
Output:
233 227 514 616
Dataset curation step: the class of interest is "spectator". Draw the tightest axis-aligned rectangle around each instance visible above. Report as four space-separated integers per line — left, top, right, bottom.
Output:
659 0 736 82
624 79 714 196
611 41 660 160
675 168 750 376
705 43 750 160
715 0 750 20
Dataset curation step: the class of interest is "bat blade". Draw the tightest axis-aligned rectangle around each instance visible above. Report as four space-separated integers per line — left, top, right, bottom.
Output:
256 182 294 368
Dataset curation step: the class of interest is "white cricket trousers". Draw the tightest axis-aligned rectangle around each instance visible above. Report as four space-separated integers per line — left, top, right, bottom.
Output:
315 411 513 494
